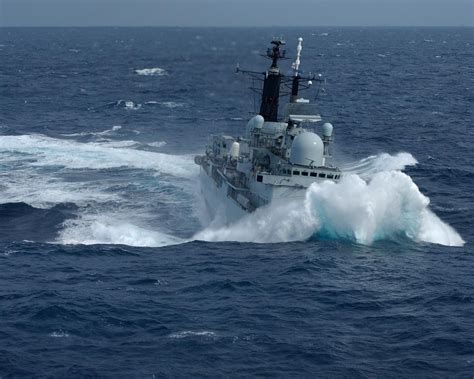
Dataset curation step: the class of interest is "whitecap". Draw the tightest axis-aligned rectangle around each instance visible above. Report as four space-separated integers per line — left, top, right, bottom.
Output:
135 67 167 76
124 101 141 110
50 330 69 338
57 215 185 247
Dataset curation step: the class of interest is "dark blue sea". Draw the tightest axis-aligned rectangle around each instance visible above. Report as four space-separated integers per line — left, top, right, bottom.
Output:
0 27 473 377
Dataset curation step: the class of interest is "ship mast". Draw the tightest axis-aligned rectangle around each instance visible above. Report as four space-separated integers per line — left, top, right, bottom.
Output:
290 37 303 103
259 38 285 122
237 37 317 122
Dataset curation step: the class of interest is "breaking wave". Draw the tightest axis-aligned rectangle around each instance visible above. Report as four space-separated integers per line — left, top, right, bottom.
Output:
195 153 464 247
57 215 184 247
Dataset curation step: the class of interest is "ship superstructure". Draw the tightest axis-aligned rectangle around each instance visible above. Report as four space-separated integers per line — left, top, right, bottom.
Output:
194 37 341 221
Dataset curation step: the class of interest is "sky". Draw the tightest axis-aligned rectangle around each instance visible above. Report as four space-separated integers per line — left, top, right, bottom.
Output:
0 0 473 27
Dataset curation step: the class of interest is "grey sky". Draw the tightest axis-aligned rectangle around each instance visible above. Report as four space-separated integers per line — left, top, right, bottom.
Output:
1 0 473 27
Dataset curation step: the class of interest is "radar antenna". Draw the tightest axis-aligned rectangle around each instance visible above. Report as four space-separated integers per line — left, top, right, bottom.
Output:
266 38 286 69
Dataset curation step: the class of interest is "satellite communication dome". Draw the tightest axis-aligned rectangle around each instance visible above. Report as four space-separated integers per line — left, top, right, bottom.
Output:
322 122 333 138
290 132 324 167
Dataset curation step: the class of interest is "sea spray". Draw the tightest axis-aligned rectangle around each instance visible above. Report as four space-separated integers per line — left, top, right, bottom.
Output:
340 152 418 178
195 170 464 247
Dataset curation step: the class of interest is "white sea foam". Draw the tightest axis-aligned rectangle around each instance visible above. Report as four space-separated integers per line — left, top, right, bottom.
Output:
57 215 184 247
95 139 138 148
146 141 167 148
0 134 197 177
135 67 167 76
0 170 118 208
0 134 198 247
195 154 464 247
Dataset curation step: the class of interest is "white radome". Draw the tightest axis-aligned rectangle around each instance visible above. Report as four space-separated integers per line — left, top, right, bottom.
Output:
322 122 333 137
290 132 324 167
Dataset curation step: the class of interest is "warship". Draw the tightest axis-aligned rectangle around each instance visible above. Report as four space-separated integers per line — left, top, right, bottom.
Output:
194 37 341 222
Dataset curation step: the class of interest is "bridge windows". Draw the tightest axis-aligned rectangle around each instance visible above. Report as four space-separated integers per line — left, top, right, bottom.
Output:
281 170 340 179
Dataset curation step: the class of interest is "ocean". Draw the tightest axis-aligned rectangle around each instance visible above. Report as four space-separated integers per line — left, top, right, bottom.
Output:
0 27 472 377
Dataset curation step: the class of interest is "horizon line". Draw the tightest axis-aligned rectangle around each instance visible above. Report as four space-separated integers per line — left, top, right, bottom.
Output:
1 25 473 28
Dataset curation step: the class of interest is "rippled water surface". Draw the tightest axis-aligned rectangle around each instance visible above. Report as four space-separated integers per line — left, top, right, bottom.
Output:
0 27 473 377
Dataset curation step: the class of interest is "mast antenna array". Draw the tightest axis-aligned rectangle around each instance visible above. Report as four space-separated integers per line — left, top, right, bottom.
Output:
292 37 303 76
